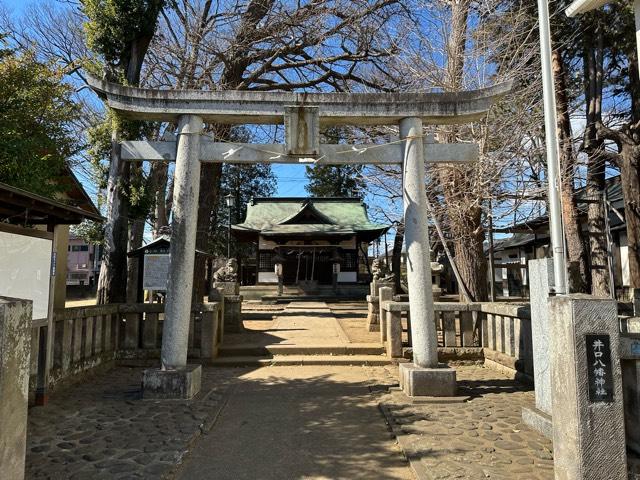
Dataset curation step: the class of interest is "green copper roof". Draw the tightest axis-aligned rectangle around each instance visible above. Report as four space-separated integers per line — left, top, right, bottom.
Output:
232 197 389 236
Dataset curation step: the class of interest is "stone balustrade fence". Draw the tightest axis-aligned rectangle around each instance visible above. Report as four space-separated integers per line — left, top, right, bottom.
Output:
29 301 224 400
379 287 533 380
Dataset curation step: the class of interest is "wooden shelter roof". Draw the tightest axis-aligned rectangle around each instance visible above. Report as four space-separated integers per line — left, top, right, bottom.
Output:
0 181 102 226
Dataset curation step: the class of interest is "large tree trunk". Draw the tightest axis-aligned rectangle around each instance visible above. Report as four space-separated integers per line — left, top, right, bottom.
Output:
594 17 640 292
620 142 640 289
583 18 611 296
192 162 223 303
126 217 145 303
621 41 640 290
150 161 169 238
97 129 129 304
391 226 404 292
438 0 487 302
553 49 588 293
586 157 610 296
125 164 147 301
439 182 488 302
97 16 161 304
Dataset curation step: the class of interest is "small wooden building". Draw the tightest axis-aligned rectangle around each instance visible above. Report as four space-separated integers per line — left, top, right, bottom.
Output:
0 179 102 405
128 235 214 302
232 197 389 286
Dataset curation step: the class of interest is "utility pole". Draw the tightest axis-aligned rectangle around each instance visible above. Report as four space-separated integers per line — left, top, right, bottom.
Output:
537 0 568 295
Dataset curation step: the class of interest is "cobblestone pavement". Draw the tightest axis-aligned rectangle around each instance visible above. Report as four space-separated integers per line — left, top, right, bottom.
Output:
379 365 555 480
26 366 241 480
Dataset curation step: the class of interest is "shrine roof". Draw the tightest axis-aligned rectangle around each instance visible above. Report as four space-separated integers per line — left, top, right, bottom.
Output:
232 197 389 237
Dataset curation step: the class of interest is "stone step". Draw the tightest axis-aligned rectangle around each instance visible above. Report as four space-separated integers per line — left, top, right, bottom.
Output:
207 355 396 367
218 343 385 357
261 295 366 304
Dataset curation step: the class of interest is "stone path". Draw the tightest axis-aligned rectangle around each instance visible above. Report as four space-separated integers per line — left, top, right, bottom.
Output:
225 301 350 347
25 366 240 479
175 365 414 480
25 301 640 480
379 365 554 480
329 301 382 344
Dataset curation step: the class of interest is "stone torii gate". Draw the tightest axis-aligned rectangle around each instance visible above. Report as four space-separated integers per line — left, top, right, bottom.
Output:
88 75 513 399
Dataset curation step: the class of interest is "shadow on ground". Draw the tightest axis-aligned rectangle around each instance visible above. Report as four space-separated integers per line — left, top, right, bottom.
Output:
175 366 412 480
25 366 243 480
380 366 555 480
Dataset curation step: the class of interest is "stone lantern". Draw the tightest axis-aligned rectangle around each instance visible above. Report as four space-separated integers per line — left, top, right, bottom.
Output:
330 249 343 293
273 249 285 296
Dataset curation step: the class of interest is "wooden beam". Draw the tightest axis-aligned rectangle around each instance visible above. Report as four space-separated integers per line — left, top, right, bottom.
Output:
0 222 55 240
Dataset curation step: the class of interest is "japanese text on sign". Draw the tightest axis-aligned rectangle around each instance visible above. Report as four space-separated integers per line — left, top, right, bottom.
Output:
585 334 614 403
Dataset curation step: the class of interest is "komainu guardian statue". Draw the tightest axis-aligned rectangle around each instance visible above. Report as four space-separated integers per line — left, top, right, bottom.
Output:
213 258 238 283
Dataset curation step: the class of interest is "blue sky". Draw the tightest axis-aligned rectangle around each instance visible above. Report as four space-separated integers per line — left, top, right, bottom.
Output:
2 0 23 13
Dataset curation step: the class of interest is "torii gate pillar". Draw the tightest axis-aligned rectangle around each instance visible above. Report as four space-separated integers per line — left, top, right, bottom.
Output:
86 74 512 400
398 117 457 397
142 114 203 400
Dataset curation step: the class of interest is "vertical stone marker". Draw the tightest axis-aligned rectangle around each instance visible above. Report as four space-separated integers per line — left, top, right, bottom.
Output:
522 258 554 438
143 115 203 400
0 296 32 480
398 118 456 397
550 294 627 480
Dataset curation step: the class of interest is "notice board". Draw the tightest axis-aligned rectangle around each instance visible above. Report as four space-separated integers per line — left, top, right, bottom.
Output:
143 254 170 291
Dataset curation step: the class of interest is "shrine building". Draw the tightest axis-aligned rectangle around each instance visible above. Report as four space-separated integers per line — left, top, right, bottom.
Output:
232 197 389 286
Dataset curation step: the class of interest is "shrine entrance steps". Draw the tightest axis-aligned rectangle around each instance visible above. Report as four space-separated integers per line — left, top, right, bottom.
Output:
210 301 396 367
239 284 369 302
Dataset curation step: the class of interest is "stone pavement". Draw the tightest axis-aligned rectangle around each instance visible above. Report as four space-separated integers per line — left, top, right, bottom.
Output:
225 301 352 347
329 301 382 344
25 366 240 479
216 301 387 365
379 365 555 480
175 365 413 480
24 301 640 479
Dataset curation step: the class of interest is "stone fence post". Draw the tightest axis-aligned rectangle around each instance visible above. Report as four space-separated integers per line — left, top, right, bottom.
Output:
550 294 627 480
366 279 394 332
212 282 243 333
522 258 554 438
0 296 32 480
378 287 393 342
200 303 222 360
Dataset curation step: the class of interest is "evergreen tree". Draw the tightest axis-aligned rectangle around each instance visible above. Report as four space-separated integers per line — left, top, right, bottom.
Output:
305 165 365 197
0 47 79 198
213 163 277 258
305 128 365 197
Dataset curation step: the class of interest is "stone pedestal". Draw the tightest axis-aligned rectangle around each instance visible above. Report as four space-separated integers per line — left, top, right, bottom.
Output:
223 295 243 333
210 282 243 333
522 258 554 439
399 363 456 397
366 280 394 332
214 281 239 296
550 295 627 480
142 365 202 400
0 297 33 480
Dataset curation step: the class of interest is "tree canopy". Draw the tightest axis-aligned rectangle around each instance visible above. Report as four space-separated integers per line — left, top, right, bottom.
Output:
0 46 79 198
305 165 365 198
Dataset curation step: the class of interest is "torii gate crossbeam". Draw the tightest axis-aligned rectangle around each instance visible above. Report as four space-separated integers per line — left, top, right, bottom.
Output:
121 140 479 165
87 75 513 400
